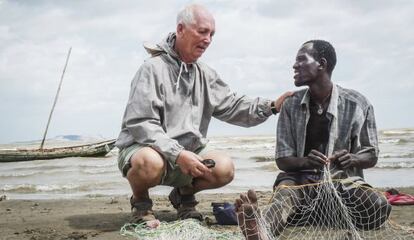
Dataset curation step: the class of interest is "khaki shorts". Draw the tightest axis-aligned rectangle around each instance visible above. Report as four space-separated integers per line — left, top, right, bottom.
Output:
117 144 210 188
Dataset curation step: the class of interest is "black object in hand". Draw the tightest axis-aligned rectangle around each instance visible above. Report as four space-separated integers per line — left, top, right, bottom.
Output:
201 159 216 168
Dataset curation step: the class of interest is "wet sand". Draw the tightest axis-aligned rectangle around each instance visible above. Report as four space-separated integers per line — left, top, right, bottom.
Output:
1 188 414 240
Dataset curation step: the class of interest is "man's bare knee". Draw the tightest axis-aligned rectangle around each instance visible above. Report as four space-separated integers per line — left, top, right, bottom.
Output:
199 151 234 187
211 155 235 185
128 147 165 182
373 194 392 221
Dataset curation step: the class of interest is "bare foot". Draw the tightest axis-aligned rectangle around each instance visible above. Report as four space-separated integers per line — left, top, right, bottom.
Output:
235 189 261 240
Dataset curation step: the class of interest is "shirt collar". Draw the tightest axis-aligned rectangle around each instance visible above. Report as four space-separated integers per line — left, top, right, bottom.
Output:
300 84 339 118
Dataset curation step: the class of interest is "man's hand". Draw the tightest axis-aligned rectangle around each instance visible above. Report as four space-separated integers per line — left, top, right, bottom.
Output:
328 150 358 169
306 149 328 168
176 150 212 178
273 91 294 113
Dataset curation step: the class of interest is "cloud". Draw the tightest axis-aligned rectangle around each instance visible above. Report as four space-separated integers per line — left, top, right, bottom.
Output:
0 0 413 143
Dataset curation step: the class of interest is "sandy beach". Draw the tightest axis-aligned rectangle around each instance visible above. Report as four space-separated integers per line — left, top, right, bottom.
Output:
1 188 414 240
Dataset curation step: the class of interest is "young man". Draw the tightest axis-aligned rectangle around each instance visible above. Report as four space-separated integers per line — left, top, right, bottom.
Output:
235 40 391 239
115 4 290 227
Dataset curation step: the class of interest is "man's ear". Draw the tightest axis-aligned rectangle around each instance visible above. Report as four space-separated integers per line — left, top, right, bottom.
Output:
318 58 327 71
176 23 184 36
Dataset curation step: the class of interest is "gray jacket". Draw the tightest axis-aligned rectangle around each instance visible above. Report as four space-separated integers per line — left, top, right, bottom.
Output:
116 33 274 165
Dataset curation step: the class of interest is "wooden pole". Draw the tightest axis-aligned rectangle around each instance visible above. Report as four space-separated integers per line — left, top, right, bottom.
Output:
40 47 72 150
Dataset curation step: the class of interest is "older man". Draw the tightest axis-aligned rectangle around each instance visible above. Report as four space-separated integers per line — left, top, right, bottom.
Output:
235 40 391 239
115 4 290 227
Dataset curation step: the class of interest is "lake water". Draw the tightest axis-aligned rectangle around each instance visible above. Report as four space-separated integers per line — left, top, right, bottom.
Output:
1 128 413 199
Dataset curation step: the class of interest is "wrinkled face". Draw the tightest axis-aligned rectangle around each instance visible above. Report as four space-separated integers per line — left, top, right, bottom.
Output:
293 43 320 87
176 11 215 63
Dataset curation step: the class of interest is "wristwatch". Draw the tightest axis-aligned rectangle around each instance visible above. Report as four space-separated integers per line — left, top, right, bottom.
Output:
270 101 278 115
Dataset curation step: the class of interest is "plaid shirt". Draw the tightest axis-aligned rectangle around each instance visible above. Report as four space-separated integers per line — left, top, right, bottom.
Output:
276 84 379 178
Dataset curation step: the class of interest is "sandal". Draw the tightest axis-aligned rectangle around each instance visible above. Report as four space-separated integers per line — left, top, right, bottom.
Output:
168 188 203 221
130 196 159 226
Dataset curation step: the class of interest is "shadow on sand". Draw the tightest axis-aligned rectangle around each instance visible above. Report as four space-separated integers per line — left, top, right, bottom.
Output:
66 211 178 231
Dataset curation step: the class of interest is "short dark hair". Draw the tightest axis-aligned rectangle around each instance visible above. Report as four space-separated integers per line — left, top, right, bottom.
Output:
304 40 337 74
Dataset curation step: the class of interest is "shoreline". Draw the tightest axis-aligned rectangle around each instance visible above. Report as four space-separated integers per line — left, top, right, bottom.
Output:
1 188 414 240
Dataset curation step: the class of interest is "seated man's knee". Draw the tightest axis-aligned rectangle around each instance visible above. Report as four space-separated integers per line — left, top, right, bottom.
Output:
355 192 391 230
369 193 391 220
375 194 392 219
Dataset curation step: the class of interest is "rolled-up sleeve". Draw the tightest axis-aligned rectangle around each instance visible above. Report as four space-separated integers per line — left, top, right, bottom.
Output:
210 71 273 127
124 63 183 164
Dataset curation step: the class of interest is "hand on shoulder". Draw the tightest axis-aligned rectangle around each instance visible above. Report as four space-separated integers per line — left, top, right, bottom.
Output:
273 91 295 113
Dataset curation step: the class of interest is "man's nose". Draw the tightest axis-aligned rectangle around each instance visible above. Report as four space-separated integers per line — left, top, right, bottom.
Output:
203 35 212 44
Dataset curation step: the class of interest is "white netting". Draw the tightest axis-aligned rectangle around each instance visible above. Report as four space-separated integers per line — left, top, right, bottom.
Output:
119 164 413 239
120 219 243 240
238 165 414 240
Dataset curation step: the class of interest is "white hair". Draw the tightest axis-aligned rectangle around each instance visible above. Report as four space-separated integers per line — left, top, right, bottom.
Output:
177 4 210 26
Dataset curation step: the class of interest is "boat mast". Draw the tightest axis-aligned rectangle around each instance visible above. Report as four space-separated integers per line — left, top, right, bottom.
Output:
39 47 72 150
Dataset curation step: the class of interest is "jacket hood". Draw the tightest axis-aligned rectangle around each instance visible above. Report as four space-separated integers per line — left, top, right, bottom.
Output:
143 32 192 91
143 32 180 60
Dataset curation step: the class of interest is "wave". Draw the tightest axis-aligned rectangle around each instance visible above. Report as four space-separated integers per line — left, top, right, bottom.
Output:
1 184 81 193
212 143 275 150
380 129 414 136
249 161 414 169
0 168 96 179
209 136 275 147
379 139 401 144
250 156 275 162
8 165 68 171
381 153 414 158
379 138 414 145
0 171 38 178
77 162 117 168
259 163 278 171
374 162 414 169
0 182 116 193
5 160 116 173
80 168 117 174
0 168 79 178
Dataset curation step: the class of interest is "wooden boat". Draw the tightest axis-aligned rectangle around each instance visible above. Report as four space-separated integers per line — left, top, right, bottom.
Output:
0 48 117 162
0 139 116 162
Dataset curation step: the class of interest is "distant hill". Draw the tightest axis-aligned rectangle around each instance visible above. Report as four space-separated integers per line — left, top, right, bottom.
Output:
12 135 109 145
54 135 83 141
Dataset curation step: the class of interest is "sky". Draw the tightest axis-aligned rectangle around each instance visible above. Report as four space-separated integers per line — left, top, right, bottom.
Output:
0 0 413 144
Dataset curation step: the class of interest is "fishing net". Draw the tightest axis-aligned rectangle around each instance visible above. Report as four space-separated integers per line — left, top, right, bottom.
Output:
238 166 414 240
119 162 413 240
120 219 243 240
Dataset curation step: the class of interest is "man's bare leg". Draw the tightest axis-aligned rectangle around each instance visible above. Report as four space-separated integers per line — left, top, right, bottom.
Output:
169 150 235 220
235 189 263 240
127 147 166 228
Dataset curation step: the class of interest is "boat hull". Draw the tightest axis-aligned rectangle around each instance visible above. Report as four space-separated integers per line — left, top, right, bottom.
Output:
0 139 116 162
